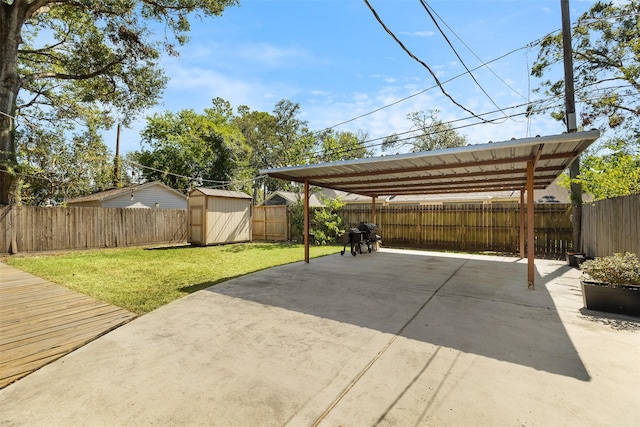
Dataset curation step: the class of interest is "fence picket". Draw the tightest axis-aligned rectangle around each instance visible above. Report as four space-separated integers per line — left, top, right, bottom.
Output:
0 206 188 254
337 203 572 258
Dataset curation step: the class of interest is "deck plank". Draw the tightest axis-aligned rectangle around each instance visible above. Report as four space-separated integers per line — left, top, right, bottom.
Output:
0 263 136 389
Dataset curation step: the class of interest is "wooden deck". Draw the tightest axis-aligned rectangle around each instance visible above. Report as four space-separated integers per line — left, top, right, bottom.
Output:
0 263 136 388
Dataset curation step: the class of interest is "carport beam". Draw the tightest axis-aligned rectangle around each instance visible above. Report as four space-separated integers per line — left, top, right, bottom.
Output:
304 180 310 263
527 161 535 289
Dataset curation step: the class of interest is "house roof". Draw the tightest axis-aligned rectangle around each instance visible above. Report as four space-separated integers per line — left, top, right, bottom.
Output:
66 181 186 204
190 188 252 199
261 130 600 197
262 191 325 207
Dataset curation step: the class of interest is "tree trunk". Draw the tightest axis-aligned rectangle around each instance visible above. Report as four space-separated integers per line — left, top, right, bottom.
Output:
0 2 26 205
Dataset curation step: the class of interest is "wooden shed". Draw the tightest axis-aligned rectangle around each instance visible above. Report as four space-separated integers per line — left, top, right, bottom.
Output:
188 188 252 246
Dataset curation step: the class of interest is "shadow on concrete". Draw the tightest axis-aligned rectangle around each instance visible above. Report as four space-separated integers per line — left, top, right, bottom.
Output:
204 250 590 381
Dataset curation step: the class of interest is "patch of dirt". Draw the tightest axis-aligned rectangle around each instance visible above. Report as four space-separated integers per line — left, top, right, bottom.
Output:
579 313 640 331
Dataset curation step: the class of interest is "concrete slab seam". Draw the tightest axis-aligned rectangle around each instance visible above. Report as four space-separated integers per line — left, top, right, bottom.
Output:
310 259 469 426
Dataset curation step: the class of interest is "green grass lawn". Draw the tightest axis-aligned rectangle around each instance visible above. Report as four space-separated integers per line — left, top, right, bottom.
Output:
5 243 338 315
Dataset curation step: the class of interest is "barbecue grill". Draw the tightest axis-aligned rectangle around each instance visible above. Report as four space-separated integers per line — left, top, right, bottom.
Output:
340 222 381 256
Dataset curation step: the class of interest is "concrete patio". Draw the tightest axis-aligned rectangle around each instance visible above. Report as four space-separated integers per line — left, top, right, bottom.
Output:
0 248 638 426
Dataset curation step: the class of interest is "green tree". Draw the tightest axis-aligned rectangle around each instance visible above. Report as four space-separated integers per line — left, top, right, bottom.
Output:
131 100 251 193
382 110 467 153
235 99 315 202
310 196 346 246
272 99 316 168
314 130 372 162
561 138 640 200
0 0 239 204
289 194 346 245
234 106 279 203
531 0 639 132
16 126 113 205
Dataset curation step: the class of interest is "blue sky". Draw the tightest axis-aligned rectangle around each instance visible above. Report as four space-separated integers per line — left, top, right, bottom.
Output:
109 0 599 156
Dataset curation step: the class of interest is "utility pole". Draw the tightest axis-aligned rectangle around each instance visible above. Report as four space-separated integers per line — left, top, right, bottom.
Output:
561 0 582 252
114 123 121 187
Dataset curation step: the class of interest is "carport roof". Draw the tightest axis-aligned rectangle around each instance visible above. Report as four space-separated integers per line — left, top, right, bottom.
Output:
260 130 600 197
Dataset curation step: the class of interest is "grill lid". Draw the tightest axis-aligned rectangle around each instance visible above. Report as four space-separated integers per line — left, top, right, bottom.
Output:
358 222 378 233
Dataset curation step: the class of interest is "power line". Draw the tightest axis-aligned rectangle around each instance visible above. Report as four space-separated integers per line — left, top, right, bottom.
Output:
421 1 528 102
419 0 511 120
318 10 631 135
319 42 534 133
311 87 636 160
362 0 493 123
128 160 266 187
319 30 553 134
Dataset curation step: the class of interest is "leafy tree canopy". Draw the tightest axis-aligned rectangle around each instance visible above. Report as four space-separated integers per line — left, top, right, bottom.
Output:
531 0 639 133
314 129 372 163
560 137 640 200
130 100 251 193
382 110 467 153
235 99 317 201
1 0 239 204
16 126 114 205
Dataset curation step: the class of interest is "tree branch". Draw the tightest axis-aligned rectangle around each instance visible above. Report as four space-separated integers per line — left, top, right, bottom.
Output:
21 56 124 84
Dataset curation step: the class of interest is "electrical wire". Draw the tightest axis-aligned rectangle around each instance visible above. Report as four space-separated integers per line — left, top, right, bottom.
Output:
311 87 638 160
318 32 552 134
421 1 528 102
362 0 493 123
128 160 267 187
317 10 634 135
419 0 512 120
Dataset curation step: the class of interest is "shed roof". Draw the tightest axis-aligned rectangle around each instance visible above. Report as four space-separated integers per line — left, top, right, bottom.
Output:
261 130 600 197
190 188 252 199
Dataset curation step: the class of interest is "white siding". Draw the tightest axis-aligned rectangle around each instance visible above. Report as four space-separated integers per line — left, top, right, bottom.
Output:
103 186 187 209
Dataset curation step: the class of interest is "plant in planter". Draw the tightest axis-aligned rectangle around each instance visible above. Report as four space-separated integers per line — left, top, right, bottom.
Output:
580 252 640 317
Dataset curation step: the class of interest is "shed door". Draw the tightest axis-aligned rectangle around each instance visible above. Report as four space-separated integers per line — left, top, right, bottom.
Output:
190 206 204 245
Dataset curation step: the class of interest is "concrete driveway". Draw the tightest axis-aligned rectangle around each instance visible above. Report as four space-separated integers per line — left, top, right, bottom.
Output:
1 249 638 426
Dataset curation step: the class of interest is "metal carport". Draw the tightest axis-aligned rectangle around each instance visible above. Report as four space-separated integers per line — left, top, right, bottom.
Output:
260 130 600 288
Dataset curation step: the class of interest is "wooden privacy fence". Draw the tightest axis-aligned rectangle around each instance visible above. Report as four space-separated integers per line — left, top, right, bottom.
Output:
337 203 573 258
0 206 188 254
252 205 288 241
581 194 640 258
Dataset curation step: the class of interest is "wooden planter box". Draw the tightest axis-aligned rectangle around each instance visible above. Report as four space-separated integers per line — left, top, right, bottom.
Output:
581 280 640 317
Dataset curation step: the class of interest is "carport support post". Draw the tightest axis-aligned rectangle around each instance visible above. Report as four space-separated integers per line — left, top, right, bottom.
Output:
527 161 535 289
304 180 310 263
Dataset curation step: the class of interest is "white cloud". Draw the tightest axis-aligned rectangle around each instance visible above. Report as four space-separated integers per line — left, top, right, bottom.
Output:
399 30 435 37
234 43 317 68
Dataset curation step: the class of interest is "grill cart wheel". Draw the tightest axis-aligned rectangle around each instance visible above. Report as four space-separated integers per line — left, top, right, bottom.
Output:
340 250 345 255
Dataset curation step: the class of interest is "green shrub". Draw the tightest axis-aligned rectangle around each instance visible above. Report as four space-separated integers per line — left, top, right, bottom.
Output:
287 194 345 245
310 196 346 245
580 252 640 287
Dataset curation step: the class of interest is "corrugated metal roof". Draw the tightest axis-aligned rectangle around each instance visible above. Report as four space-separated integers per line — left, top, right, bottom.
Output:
190 188 252 199
261 130 600 196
